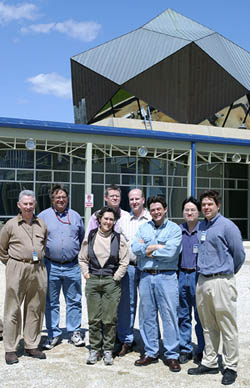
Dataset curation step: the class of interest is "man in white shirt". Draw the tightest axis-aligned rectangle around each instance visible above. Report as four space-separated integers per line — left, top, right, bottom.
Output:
117 188 151 356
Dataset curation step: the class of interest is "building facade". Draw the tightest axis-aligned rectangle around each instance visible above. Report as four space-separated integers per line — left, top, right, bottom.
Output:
0 117 249 239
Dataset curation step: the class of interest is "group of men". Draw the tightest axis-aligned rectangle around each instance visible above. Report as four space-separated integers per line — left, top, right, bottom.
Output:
0 183 245 385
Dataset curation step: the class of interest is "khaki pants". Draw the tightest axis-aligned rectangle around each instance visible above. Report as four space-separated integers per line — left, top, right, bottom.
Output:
3 259 47 352
196 274 238 371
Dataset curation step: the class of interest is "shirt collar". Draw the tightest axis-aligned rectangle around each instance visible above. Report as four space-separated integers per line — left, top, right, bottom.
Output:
52 206 69 217
181 221 199 235
17 213 38 224
150 217 168 229
130 208 150 221
205 212 221 226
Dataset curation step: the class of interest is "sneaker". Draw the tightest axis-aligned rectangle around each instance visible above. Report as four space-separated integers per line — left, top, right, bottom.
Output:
69 331 85 347
86 350 101 365
43 336 60 350
103 350 113 366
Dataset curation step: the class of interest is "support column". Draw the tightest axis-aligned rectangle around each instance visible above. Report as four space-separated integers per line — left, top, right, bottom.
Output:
85 142 92 230
187 142 196 197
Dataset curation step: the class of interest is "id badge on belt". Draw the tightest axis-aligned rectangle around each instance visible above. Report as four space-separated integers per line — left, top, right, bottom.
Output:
33 251 39 262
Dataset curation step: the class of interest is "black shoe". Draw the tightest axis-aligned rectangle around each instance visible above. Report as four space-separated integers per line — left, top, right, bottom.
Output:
193 352 203 365
221 368 237 385
188 364 219 375
25 348 46 359
179 352 193 364
5 352 19 365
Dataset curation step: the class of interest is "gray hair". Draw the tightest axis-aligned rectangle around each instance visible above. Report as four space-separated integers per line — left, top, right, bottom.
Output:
18 190 36 202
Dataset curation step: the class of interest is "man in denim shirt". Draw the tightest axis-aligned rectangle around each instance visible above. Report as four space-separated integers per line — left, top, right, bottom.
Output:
39 185 85 350
188 190 245 385
132 196 182 372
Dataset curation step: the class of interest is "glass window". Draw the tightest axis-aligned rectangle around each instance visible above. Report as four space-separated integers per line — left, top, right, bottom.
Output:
36 171 52 181
122 175 136 185
36 183 51 214
106 174 121 185
0 182 33 216
0 150 34 169
52 153 70 171
238 180 248 189
197 178 209 188
72 172 85 183
17 170 34 181
153 176 166 186
224 180 235 189
211 179 222 188
197 162 223 178
92 185 104 212
72 153 85 171
36 152 52 169
138 175 152 186
92 173 104 183
92 152 104 172
168 188 187 218
225 163 247 179
0 170 15 180
224 190 247 218
54 172 70 182
71 184 85 217
168 176 181 187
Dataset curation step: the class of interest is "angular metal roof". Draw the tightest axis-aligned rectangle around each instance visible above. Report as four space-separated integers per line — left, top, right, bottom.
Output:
71 8 250 124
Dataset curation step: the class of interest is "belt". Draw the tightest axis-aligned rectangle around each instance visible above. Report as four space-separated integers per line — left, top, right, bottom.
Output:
129 262 137 267
46 257 77 264
181 268 196 274
202 272 226 278
10 257 40 264
143 269 173 275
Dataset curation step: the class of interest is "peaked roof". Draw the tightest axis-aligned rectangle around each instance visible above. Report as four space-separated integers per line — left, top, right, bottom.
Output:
71 9 250 124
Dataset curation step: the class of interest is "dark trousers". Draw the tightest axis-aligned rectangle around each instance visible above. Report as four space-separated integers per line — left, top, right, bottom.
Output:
85 275 121 351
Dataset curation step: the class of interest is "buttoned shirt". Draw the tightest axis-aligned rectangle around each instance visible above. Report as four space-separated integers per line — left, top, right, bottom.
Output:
132 218 182 271
85 208 130 238
38 207 84 263
119 208 151 263
0 214 47 263
198 213 245 275
180 221 200 269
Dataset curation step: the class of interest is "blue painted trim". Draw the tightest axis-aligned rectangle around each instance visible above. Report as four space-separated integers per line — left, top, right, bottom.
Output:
0 116 250 147
191 142 196 196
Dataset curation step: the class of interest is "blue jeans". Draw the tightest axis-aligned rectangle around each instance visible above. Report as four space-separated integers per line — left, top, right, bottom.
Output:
44 258 82 338
117 265 141 344
139 271 180 359
178 270 205 353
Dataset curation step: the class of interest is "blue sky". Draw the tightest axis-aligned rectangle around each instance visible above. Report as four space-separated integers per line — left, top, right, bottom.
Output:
1 0 250 124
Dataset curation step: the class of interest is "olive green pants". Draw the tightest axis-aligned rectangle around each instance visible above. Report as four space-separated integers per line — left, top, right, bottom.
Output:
85 275 121 351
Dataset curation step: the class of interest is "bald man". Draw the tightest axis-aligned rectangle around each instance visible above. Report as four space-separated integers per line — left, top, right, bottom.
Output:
117 188 151 356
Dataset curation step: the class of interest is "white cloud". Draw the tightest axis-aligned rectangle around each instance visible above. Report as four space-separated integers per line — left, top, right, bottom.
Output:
0 1 38 24
21 19 101 41
21 22 54 34
27 73 72 99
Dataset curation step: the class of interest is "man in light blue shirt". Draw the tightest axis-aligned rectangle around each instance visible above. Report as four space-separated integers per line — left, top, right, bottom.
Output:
132 196 182 372
39 185 85 350
188 190 245 386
